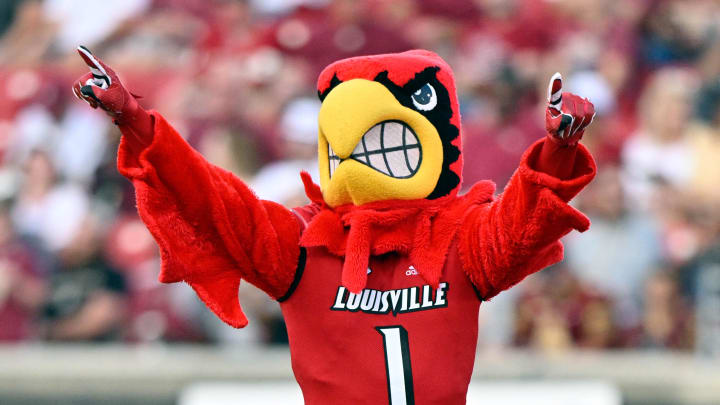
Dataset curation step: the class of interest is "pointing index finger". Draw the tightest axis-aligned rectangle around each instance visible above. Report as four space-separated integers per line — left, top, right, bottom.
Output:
77 45 112 88
547 72 562 112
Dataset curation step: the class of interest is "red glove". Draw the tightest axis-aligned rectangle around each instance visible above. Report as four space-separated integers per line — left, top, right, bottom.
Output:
72 46 152 140
545 72 595 147
536 73 595 179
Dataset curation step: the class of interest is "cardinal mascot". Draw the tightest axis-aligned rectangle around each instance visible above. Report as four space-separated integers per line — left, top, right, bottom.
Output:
73 47 596 404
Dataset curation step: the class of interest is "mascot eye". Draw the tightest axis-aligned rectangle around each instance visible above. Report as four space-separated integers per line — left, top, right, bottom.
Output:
411 83 437 111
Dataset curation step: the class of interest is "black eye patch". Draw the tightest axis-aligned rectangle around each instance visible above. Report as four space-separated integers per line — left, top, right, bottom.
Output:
318 73 342 101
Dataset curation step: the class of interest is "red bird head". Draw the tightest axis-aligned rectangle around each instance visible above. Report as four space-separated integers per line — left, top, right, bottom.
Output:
315 50 462 207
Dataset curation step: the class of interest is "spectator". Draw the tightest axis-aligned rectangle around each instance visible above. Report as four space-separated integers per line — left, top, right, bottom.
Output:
251 96 321 205
11 149 90 252
565 165 663 335
513 265 617 351
639 270 694 349
41 214 127 341
0 202 46 341
621 67 699 209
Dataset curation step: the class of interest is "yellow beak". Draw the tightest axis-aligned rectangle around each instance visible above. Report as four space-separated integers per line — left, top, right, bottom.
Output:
317 79 444 207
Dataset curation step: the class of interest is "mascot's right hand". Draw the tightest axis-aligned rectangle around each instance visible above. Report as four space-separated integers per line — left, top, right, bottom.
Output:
72 46 144 124
545 72 595 147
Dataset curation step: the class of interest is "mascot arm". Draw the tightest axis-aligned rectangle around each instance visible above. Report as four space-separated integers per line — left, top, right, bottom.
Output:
73 47 301 328
117 113 302 328
458 73 597 300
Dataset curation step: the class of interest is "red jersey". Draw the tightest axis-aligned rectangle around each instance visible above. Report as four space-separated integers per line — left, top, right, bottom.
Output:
280 242 481 405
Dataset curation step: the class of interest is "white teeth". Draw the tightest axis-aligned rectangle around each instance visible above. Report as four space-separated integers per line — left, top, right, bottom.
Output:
382 122 406 148
385 150 410 177
328 144 340 178
406 147 420 171
368 153 388 175
354 121 421 178
328 121 422 179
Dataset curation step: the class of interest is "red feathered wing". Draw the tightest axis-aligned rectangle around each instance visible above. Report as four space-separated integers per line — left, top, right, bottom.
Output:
117 112 303 328
459 138 596 300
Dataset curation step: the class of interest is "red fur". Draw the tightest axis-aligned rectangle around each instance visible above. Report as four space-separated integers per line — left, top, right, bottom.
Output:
298 175 495 293
458 138 596 300
117 112 302 328
536 137 579 180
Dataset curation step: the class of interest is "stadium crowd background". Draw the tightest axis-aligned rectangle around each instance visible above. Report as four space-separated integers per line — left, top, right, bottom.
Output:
0 0 718 355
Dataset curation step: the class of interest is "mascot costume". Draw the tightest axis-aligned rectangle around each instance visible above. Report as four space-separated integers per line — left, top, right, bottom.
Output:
73 47 596 404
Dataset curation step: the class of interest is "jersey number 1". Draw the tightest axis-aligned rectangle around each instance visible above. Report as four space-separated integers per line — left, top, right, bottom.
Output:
376 326 415 405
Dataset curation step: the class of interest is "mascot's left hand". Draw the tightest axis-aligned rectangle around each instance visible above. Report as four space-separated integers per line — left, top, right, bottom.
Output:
72 45 152 139
545 72 595 147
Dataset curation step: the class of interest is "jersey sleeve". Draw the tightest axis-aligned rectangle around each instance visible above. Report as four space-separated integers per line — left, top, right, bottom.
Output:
116 111 302 328
458 138 596 300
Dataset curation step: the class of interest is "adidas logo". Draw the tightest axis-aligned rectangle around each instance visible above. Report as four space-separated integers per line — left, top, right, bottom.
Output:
366 266 418 276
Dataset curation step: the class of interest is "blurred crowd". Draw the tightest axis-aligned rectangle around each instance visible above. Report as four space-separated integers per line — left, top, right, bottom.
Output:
0 0 719 354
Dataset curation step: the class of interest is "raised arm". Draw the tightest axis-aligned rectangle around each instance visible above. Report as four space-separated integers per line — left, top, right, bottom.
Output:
459 73 597 300
72 47 303 328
